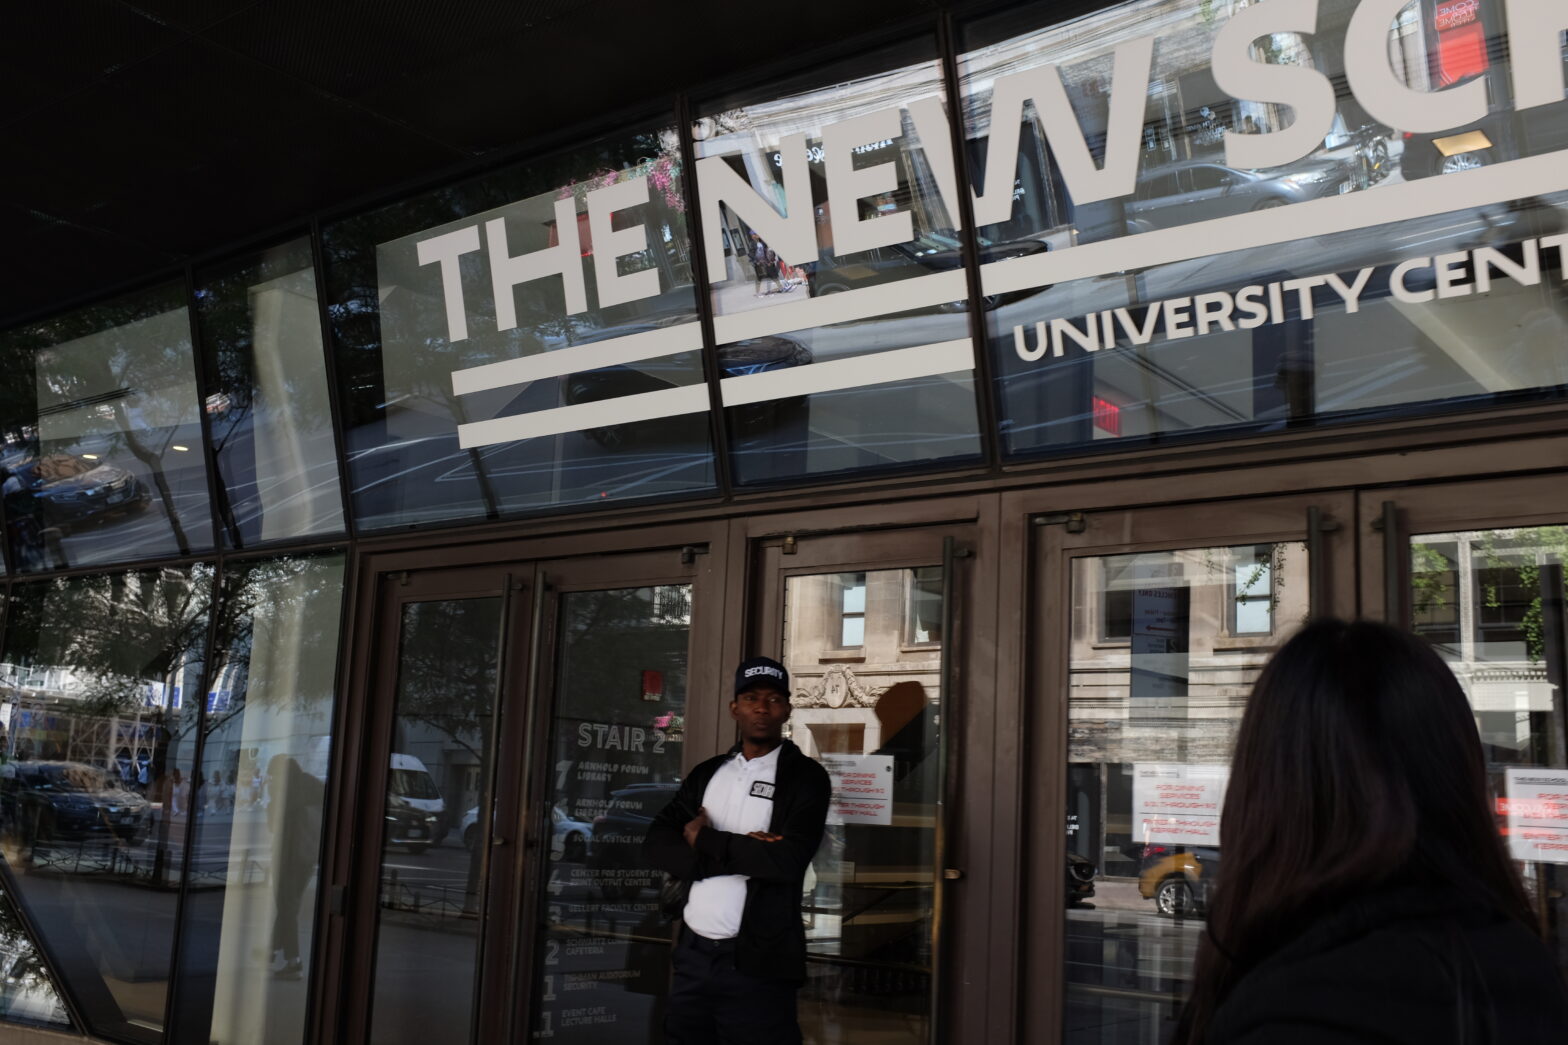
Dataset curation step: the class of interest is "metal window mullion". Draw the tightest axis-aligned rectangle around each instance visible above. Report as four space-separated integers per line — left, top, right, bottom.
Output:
307 218 362 544
937 12 1003 474
184 263 241 552
674 93 736 503
160 555 226 1043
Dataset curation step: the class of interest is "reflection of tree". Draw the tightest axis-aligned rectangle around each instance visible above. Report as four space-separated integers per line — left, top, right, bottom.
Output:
393 600 501 764
0 887 64 1020
555 587 689 733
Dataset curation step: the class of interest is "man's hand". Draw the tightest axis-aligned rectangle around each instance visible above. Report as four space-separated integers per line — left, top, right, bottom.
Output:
746 831 783 842
683 808 710 847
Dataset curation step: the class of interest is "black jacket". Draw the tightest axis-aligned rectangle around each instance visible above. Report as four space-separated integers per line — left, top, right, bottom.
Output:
644 739 831 981
1204 885 1568 1044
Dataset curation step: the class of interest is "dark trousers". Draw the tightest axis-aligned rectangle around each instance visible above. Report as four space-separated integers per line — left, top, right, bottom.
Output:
666 927 802 1045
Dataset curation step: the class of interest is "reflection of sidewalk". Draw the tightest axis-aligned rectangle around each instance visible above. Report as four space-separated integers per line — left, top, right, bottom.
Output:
710 275 807 320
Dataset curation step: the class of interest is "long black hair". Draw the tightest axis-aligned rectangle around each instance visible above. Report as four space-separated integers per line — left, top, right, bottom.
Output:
1173 618 1536 1043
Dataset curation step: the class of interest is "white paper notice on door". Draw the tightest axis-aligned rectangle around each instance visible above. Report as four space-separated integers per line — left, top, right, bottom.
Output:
1504 768 1568 865
1131 763 1229 847
821 754 895 826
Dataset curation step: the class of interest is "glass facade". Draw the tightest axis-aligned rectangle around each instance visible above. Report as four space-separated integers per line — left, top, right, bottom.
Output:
0 0 1564 1042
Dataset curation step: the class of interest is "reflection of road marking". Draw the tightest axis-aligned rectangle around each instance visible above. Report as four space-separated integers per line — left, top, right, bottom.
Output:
451 324 704 396
720 339 974 406
456 385 710 449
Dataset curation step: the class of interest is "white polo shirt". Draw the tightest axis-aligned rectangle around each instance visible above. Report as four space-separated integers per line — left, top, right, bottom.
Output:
683 745 781 940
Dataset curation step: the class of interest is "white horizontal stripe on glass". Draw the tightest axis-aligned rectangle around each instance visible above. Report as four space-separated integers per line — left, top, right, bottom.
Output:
451 323 704 396
455 384 710 449
978 148 1568 296
719 338 975 407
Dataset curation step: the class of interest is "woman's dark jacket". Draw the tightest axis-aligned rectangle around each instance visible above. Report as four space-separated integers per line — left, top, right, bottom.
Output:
644 740 831 982
1204 885 1568 1044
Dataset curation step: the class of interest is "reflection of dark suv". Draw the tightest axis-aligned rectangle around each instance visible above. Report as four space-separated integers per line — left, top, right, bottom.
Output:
589 782 679 897
2 761 152 845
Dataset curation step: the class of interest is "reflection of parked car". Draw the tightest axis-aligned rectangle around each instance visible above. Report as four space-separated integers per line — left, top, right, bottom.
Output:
1 450 150 531
462 802 592 861
1066 851 1097 906
589 782 679 897
1128 159 1354 229
564 335 811 450
384 753 444 854
2 761 152 845
1128 842 1219 917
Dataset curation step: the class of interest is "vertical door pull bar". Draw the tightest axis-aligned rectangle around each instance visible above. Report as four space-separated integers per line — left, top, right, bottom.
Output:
1307 507 1341 620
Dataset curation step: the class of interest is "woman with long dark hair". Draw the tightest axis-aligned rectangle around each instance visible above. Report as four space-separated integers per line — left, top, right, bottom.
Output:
1174 618 1568 1043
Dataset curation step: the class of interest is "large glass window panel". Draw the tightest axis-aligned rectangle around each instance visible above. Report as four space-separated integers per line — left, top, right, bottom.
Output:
170 552 346 1045
960 1 1568 458
529 585 690 1043
0 566 212 1043
0 284 216 571
1411 526 1568 974
194 239 346 548
693 44 985 485
1062 543 1307 1044
321 126 714 532
368 597 501 1045
781 568 945 1045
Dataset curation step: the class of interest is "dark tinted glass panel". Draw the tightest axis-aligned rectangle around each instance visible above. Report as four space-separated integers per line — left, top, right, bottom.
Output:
170 553 346 1045
960 2 1568 459
0 566 212 1042
194 239 346 548
0 283 215 570
693 43 984 486
530 584 689 1042
0 882 71 1029
321 127 713 532
368 597 501 1045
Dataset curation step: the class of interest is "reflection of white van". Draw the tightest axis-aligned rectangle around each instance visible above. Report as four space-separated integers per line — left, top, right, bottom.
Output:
385 753 445 854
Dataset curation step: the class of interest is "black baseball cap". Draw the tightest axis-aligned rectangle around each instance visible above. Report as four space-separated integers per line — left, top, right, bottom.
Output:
734 656 789 696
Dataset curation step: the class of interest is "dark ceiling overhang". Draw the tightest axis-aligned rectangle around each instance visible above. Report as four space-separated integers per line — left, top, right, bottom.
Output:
2 0 996 327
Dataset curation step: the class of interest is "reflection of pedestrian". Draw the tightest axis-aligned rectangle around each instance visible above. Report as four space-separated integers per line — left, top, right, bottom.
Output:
267 755 324 981
750 233 785 296
1173 620 1568 1043
1242 114 1259 135
170 768 189 818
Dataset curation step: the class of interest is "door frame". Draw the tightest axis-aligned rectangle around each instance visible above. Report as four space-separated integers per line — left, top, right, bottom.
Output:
315 521 731 1045
1003 488 1357 1044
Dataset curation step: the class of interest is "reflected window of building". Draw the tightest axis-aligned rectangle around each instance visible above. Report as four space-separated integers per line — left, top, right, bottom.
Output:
904 566 943 646
1229 546 1276 636
194 238 346 548
693 41 985 486
320 124 714 532
0 565 213 1043
838 573 867 648
169 552 347 1045
960 1 1568 462
0 283 215 572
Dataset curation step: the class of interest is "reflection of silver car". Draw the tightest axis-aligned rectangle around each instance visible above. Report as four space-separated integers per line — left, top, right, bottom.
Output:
1128 159 1355 230
462 802 592 860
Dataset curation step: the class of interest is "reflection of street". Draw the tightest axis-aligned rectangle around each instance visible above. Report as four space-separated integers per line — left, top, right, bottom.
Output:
1065 896 1202 1044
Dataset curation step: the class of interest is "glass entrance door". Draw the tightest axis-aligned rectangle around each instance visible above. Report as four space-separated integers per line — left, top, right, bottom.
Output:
749 527 975 1045
1024 493 1355 1044
1359 475 1568 977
